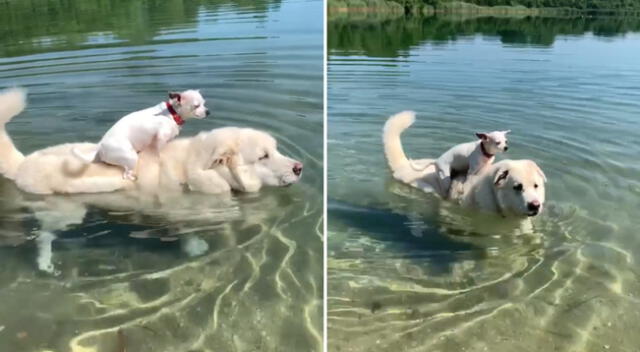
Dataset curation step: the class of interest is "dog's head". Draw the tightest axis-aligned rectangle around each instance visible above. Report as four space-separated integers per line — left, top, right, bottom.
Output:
476 130 510 154
168 89 210 119
492 160 546 217
234 129 303 188
199 128 303 192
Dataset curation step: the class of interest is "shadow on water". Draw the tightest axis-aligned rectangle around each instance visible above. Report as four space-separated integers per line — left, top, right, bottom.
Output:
329 198 479 257
0 0 282 57
329 15 640 57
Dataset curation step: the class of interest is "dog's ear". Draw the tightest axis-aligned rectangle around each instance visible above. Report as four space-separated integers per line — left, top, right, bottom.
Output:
168 91 182 103
209 146 238 169
503 130 511 134
475 132 488 140
529 161 547 183
493 167 510 187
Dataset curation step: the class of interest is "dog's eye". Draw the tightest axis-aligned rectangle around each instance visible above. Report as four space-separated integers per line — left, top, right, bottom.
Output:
259 153 269 160
534 184 539 189
513 184 523 192
496 141 501 145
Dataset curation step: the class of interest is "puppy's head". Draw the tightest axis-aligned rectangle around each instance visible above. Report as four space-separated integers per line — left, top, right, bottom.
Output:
476 130 510 154
235 130 303 188
168 89 210 119
492 160 546 217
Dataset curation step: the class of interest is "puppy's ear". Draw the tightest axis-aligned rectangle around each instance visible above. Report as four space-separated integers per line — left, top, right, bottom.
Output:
475 132 488 141
493 168 510 187
503 130 511 134
168 91 182 103
529 161 547 183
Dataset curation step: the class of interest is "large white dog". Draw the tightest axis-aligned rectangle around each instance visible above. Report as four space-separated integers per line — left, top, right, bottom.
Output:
383 111 546 218
0 87 303 274
0 88 303 196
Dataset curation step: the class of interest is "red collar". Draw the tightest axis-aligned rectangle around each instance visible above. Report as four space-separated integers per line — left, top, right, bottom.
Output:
165 101 184 126
480 142 494 158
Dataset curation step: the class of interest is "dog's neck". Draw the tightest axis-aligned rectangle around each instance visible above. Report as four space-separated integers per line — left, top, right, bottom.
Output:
164 101 185 126
480 141 494 158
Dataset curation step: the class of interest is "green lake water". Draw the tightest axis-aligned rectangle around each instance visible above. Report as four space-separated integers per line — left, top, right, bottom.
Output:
328 15 640 352
0 0 322 351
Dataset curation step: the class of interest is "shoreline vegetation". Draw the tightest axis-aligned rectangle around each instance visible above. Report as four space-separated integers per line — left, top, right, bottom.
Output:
328 0 640 19
328 15 640 56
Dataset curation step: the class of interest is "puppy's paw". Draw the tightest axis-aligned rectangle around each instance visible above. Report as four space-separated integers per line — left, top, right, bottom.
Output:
123 171 138 181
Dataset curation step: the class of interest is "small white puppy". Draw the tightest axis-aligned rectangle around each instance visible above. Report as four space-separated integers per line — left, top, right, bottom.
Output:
73 90 210 180
412 130 510 195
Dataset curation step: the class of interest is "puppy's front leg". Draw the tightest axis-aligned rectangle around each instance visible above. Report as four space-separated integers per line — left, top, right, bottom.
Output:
469 154 494 176
468 159 482 175
154 129 175 154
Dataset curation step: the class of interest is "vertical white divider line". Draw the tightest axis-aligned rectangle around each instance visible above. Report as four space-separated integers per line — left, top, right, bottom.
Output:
322 0 329 350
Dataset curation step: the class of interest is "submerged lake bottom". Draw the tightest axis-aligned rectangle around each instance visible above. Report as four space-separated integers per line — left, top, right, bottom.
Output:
1 183 322 352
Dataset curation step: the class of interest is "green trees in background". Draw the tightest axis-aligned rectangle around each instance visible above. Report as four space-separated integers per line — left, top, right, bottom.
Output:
0 0 281 57
328 16 640 57
391 0 640 10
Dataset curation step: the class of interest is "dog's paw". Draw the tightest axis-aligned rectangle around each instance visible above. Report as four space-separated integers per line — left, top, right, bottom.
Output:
181 236 209 257
38 262 61 276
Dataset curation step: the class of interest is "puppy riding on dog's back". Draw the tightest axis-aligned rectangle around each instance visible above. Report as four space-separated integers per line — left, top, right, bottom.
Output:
412 128 510 196
384 111 546 218
73 90 210 180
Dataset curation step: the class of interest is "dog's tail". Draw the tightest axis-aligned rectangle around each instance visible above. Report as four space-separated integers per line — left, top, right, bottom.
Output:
0 87 27 180
71 146 98 163
383 111 416 173
408 159 435 172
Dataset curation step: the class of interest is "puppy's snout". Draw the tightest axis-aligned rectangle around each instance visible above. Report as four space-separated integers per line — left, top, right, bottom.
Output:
504 146 509 151
292 162 303 176
527 200 540 212
205 109 210 116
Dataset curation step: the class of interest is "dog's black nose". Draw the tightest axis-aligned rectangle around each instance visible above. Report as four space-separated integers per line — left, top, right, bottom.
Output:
504 146 509 151
293 162 303 176
527 200 540 212
205 109 210 116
